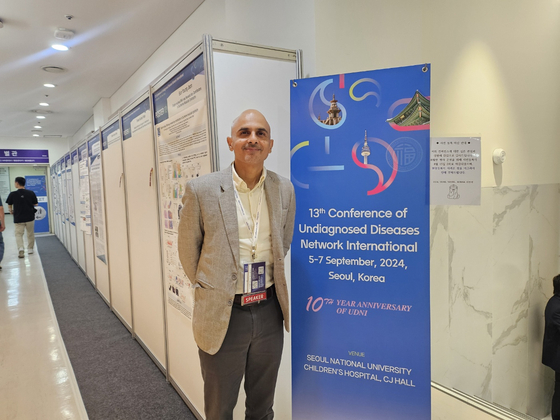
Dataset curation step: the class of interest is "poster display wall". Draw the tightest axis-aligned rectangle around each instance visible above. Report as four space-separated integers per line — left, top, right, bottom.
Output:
88 134 108 264
152 53 210 319
290 65 431 419
78 142 91 233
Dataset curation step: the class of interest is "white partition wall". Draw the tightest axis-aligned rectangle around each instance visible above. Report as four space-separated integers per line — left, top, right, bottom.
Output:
121 95 166 368
73 146 87 272
101 119 133 329
211 41 299 420
88 133 110 303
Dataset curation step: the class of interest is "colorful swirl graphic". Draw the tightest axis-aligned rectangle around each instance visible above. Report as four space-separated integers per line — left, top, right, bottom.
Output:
352 138 398 195
349 78 381 105
308 79 347 129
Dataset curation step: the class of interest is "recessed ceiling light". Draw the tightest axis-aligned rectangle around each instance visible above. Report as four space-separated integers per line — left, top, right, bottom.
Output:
39 102 49 106
41 66 67 73
33 134 40 137
34 125 42 129
36 116 46 119
44 83 56 88
52 44 69 51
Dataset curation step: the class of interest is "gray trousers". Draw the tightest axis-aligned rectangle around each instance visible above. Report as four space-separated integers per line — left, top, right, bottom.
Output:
198 293 284 420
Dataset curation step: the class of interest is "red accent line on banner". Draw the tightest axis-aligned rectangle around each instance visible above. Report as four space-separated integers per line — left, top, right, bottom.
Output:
339 74 345 89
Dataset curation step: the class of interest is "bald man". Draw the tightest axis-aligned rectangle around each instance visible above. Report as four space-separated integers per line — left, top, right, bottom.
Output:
178 110 296 420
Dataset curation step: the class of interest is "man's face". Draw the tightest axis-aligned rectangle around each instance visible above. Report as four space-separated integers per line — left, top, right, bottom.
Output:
227 111 273 169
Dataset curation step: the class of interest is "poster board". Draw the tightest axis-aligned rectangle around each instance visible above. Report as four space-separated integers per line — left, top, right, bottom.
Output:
61 153 70 248
122 94 166 367
72 148 87 271
80 139 96 285
102 119 133 328
69 149 79 262
88 133 110 303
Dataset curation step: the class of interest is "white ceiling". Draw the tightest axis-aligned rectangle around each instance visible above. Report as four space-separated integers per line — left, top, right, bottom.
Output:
0 0 203 140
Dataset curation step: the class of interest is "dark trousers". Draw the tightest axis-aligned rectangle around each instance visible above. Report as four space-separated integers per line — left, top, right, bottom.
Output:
198 294 284 420
554 371 560 420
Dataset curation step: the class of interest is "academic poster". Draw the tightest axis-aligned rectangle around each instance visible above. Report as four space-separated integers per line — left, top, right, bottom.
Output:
88 134 107 263
78 142 91 233
152 54 210 319
290 65 431 419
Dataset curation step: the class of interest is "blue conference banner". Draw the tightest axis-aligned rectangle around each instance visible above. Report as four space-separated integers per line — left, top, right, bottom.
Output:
26 175 49 233
290 64 431 419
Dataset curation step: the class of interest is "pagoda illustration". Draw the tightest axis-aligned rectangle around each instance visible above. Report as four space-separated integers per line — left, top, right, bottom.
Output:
361 131 370 164
318 94 343 125
386 91 430 127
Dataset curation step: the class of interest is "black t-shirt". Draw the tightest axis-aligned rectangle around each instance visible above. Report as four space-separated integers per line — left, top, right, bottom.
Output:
6 189 38 223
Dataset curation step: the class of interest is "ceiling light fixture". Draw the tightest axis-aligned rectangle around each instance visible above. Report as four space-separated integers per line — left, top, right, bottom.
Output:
39 102 49 106
34 125 41 129
44 83 56 88
33 134 40 137
52 44 69 51
36 116 46 119
41 66 67 73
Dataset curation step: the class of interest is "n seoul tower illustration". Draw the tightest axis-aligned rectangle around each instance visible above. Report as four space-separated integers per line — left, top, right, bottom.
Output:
361 130 370 164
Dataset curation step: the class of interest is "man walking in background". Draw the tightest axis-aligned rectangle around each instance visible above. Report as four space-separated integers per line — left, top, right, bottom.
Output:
6 177 38 258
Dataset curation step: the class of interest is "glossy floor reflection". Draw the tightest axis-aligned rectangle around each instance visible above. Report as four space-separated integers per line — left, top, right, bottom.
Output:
0 216 88 420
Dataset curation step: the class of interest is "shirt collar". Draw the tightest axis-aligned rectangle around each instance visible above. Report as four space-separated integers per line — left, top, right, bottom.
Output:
232 163 267 193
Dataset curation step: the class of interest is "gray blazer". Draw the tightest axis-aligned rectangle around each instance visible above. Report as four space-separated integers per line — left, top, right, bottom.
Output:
178 165 296 355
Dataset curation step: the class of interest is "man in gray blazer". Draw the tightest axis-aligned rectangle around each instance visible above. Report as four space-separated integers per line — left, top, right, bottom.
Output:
178 109 295 420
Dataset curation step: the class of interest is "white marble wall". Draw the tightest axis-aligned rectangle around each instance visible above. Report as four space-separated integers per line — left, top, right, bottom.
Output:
431 184 560 418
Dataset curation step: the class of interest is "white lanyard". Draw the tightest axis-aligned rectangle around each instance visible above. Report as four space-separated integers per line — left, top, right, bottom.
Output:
233 183 264 261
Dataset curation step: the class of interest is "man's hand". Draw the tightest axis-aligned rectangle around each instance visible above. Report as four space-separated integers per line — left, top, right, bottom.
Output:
0 224 5 232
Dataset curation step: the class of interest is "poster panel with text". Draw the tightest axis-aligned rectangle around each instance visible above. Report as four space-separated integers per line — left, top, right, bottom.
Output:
55 162 62 216
26 175 49 233
152 53 209 319
88 134 107 263
61 154 69 223
69 150 78 225
78 143 91 233
291 65 431 419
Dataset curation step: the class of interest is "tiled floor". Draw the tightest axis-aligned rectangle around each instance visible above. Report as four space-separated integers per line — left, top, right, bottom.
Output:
0 217 88 420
